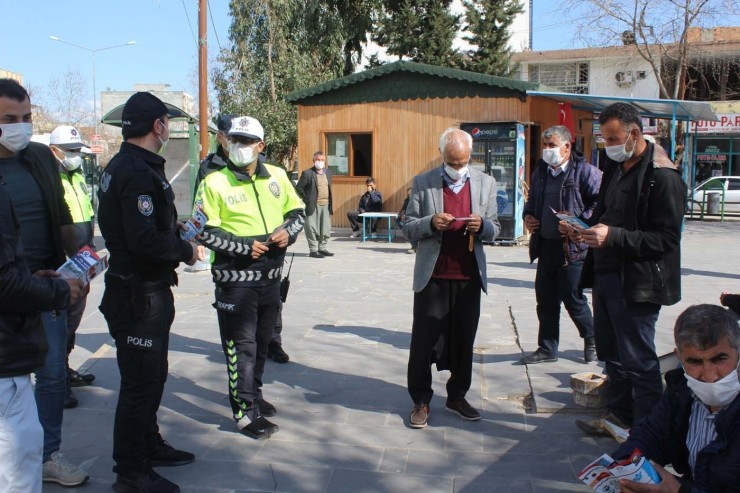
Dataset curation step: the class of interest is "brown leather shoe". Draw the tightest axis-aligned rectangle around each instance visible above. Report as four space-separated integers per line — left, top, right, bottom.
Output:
409 403 429 429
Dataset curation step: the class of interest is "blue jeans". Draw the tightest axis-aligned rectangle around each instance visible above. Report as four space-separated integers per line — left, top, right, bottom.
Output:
35 310 67 462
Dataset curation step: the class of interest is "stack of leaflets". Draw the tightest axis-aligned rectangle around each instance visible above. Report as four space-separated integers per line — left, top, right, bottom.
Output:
578 449 661 492
56 246 108 285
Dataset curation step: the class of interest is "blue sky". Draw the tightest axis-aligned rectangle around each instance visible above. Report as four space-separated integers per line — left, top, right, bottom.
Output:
1 0 573 109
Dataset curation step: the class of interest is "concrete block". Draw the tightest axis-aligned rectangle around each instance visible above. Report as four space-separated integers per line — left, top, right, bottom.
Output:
570 372 608 408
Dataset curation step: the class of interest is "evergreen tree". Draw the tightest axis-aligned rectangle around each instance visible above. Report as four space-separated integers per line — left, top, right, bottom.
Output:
462 0 524 76
214 0 362 165
373 0 462 68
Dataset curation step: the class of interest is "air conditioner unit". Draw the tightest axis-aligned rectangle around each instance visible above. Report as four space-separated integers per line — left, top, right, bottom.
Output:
615 71 635 87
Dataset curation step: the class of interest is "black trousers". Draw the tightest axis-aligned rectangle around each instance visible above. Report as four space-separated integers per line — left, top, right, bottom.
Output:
347 211 376 232
535 238 594 356
593 271 662 426
100 282 174 474
214 282 280 422
271 302 283 346
407 278 481 405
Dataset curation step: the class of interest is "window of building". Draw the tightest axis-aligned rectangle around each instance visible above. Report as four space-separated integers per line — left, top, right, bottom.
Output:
528 62 590 94
325 132 373 177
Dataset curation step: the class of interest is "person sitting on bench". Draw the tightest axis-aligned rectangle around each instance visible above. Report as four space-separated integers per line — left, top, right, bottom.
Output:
348 178 383 237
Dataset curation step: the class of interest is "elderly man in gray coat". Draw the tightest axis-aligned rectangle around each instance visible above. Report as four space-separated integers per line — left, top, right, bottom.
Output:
402 128 500 429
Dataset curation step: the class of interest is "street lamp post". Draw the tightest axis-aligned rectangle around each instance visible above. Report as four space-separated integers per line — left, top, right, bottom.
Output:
49 36 136 137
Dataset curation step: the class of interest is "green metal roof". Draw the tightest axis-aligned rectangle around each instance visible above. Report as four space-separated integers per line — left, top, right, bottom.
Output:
286 61 540 105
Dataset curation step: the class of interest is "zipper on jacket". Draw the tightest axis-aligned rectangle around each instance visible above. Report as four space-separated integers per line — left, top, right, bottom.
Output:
249 174 270 237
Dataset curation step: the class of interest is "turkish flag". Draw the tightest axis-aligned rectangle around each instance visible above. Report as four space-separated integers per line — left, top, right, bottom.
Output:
558 102 576 141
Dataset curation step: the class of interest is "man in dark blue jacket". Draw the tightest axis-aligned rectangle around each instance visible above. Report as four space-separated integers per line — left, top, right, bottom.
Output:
520 125 601 365
611 304 740 493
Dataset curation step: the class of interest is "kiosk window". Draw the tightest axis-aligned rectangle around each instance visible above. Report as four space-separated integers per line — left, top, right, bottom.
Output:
325 132 373 177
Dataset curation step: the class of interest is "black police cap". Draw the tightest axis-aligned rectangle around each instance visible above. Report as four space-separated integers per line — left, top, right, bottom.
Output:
217 114 234 132
121 92 180 127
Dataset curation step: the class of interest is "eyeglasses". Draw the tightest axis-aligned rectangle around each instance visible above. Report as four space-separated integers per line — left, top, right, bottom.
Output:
229 136 261 146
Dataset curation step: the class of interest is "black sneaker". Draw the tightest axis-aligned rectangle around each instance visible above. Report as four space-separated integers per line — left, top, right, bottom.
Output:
257 398 277 417
309 251 324 259
64 388 78 409
113 468 180 493
239 416 279 440
147 440 195 467
68 368 95 387
445 398 481 421
268 343 290 363
318 250 334 257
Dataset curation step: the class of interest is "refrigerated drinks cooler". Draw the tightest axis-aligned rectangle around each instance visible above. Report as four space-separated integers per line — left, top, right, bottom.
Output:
460 122 526 243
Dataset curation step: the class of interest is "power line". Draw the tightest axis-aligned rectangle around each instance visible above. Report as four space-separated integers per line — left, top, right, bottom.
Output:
180 0 198 49
207 0 222 52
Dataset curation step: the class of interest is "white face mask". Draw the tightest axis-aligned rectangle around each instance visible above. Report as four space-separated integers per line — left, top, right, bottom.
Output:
605 132 635 162
229 142 257 167
542 147 563 167
444 164 468 182
684 361 740 408
314 161 325 170
156 120 169 155
61 152 83 171
0 122 33 153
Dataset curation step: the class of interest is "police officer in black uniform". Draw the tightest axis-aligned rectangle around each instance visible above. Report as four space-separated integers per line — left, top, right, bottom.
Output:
97 92 200 493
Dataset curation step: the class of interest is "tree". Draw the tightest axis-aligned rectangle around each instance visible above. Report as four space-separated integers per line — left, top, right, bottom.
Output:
213 0 348 166
373 0 462 67
47 69 93 127
560 0 737 100
461 0 524 77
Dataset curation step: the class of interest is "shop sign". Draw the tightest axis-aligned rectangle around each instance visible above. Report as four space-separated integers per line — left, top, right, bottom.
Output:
689 114 740 133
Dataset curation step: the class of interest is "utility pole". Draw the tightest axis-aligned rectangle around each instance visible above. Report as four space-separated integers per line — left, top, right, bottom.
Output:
199 0 209 160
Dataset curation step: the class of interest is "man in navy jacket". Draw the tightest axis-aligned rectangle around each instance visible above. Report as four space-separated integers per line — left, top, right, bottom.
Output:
521 125 601 365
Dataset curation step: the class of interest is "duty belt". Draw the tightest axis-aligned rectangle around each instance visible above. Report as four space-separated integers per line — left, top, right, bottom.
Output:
213 267 282 283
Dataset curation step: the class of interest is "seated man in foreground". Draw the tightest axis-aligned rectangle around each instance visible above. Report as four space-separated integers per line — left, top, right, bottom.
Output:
610 304 740 493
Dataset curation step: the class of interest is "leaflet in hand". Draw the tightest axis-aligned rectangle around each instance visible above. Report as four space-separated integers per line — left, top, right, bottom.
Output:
578 449 661 492
57 246 108 285
180 207 208 241
550 206 589 231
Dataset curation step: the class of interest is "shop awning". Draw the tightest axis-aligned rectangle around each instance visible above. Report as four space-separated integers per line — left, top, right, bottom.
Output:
526 91 718 122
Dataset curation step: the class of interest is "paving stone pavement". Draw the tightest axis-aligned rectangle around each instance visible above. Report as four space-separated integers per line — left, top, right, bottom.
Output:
47 218 740 493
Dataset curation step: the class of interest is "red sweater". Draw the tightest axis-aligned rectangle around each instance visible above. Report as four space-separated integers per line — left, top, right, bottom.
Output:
432 181 475 280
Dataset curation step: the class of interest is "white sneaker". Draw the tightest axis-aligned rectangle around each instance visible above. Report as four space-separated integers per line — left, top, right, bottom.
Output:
42 451 89 486
349 231 361 238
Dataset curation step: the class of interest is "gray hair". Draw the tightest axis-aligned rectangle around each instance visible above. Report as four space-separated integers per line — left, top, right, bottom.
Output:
542 125 572 145
439 128 473 153
674 304 740 353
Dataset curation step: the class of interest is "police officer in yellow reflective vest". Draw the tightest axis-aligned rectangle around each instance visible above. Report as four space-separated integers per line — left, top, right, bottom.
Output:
49 125 96 408
196 116 305 439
